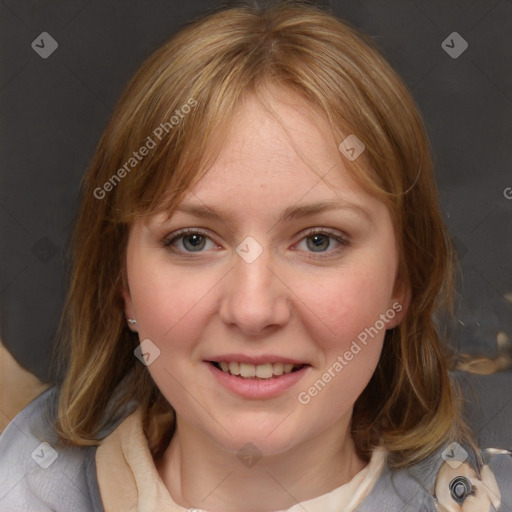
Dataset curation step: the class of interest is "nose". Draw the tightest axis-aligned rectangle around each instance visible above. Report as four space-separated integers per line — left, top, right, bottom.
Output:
219 247 291 336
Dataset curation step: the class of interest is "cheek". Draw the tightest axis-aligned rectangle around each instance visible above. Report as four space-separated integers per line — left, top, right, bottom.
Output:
129 268 217 403
292 263 396 350
294 266 391 418
128 261 216 348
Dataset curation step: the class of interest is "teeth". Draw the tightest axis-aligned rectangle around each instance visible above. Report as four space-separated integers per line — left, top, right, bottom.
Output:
229 362 240 376
239 363 256 378
272 363 284 376
216 361 302 379
255 363 273 379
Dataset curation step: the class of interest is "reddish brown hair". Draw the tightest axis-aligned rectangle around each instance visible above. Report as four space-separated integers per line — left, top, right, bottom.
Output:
54 1 469 468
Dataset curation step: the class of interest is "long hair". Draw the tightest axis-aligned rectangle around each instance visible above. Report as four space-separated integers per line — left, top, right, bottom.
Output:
53 1 469 468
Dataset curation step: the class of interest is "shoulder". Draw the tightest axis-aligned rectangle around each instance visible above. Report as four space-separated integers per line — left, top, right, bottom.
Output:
0 387 104 512
356 443 512 511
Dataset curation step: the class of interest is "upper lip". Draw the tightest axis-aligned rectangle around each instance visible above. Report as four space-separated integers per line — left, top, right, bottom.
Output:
206 354 308 365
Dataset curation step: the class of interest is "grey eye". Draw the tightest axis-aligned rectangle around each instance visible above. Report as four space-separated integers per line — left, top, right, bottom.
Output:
182 234 206 251
449 476 474 505
306 234 330 252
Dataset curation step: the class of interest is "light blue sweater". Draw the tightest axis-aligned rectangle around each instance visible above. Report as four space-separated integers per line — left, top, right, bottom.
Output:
1 387 511 511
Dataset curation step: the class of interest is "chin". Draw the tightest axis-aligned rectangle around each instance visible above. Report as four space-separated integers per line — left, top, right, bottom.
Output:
207 412 307 457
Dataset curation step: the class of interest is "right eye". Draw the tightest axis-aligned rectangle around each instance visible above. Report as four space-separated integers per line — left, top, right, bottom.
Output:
163 229 219 254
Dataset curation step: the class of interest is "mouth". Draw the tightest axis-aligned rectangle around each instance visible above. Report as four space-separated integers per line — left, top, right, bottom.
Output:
208 361 307 379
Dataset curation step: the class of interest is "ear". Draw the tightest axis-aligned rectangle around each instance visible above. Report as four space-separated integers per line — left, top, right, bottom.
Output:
121 280 138 332
387 274 411 329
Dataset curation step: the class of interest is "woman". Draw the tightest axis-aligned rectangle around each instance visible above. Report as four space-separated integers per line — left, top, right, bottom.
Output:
0 2 509 511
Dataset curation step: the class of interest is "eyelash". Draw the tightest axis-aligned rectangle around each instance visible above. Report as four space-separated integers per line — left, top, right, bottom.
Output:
163 228 351 260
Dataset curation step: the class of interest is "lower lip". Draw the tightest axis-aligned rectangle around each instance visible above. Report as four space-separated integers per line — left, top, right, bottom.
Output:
206 362 309 399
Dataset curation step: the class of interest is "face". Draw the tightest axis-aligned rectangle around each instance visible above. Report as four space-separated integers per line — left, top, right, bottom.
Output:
123 87 407 457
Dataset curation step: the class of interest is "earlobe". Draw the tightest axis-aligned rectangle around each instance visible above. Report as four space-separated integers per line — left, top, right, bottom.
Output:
386 300 407 329
388 279 411 329
121 282 138 332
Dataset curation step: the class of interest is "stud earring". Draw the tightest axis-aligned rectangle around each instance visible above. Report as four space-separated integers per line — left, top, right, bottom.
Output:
127 318 137 325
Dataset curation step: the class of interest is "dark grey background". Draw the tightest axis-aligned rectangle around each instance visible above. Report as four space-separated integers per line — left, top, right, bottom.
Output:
1 1 511 446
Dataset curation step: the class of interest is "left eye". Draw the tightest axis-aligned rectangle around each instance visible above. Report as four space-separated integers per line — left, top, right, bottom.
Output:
295 232 346 254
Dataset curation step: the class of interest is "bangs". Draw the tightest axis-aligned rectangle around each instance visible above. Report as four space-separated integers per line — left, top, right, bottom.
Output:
56 2 459 470
89 4 418 229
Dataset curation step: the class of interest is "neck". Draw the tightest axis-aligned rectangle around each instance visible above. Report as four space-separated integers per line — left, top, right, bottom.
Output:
156 414 366 512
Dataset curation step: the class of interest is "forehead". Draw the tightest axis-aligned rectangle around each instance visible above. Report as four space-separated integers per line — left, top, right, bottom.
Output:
182 87 376 212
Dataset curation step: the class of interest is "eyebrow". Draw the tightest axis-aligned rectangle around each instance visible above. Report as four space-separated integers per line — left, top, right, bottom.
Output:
174 200 374 224
278 200 374 224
